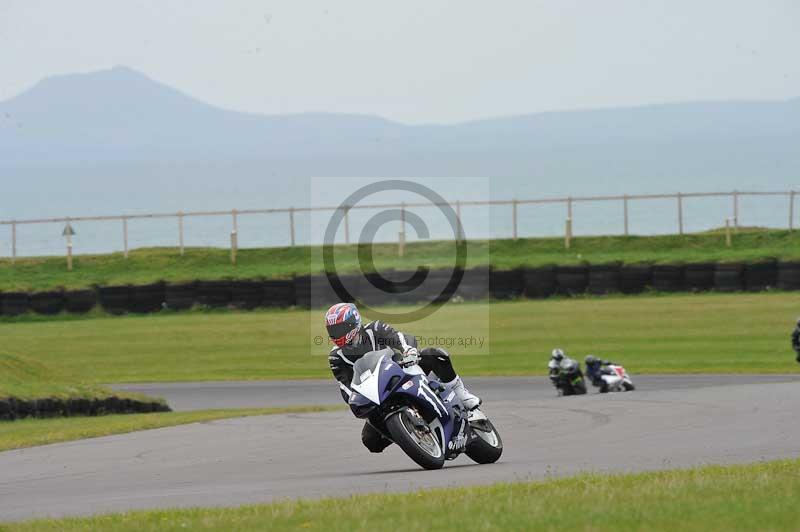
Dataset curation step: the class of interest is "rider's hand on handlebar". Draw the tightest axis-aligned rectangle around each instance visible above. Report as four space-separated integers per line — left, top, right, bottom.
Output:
398 347 420 368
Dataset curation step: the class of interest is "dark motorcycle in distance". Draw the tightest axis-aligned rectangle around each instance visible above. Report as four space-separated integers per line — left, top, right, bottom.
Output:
347 348 503 470
549 357 587 396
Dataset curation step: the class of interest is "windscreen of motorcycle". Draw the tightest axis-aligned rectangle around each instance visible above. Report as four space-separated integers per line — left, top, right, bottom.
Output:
351 348 395 386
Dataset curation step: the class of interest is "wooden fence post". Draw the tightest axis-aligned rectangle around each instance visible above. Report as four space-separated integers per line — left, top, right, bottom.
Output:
178 211 185 256
289 207 296 246
399 202 406 257
230 230 238 265
789 190 795 231
623 195 629 236
512 199 518 240
344 206 350 245
733 190 739 232
677 192 684 235
456 200 463 242
66 234 73 271
565 218 572 249
725 218 732 247
122 217 129 259
11 221 16 264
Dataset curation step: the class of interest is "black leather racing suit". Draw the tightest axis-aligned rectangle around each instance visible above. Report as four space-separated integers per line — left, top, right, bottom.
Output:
792 325 800 363
328 320 458 452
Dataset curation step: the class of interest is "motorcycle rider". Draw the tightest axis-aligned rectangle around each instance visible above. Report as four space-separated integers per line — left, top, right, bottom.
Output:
584 355 616 388
325 302 481 453
548 348 566 387
548 348 586 395
792 318 800 364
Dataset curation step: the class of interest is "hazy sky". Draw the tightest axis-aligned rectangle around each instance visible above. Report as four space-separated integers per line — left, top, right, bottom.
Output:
1 0 799 123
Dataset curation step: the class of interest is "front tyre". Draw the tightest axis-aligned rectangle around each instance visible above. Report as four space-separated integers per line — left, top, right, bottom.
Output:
385 409 445 470
466 418 503 464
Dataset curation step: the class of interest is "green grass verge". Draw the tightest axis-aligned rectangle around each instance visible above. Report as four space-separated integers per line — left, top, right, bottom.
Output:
0 406 342 452
7 459 800 530
0 292 797 382
0 352 155 403
1 229 799 291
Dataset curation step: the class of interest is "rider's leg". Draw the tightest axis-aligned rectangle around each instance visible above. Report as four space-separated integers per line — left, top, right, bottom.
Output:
362 421 392 453
419 348 481 409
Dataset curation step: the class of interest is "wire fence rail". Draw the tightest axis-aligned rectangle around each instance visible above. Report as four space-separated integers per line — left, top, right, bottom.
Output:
1 189 797 263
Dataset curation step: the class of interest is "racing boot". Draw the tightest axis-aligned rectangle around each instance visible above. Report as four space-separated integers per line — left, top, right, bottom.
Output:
445 376 481 410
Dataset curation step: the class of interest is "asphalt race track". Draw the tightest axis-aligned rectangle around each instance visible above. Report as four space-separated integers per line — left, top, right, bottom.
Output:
2 375 800 522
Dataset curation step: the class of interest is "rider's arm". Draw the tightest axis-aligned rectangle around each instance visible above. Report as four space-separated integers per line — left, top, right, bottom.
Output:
371 320 418 353
329 349 355 403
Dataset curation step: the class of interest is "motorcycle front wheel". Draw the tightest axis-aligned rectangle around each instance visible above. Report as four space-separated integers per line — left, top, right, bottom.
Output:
385 408 446 470
466 418 503 464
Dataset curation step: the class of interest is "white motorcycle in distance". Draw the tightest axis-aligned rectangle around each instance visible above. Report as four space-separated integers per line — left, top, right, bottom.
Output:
598 364 635 393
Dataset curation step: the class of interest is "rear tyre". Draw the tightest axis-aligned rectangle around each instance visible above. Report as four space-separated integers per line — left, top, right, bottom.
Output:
466 418 503 464
385 409 445 470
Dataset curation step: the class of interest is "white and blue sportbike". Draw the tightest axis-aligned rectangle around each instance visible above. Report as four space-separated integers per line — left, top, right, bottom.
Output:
348 348 503 470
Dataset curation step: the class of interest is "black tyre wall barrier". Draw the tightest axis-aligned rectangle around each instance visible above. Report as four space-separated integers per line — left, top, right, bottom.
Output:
421 268 463 305
523 267 556 299
357 272 396 306
30 291 64 315
128 282 165 313
1 292 30 316
63 289 96 313
714 263 744 292
777 262 800 291
230 280 265 310
263 280 295 307
457 267 490 300
293 276 312 309
652 265 684 292
98 286 130 315
619 265 652 294
587 264 621 295
165 282 196 311
196 281 231 307
684 263 716 292
0 396 171 421
490 269 524 299
296 274 345 309
744 261 777 292
555 265 588 295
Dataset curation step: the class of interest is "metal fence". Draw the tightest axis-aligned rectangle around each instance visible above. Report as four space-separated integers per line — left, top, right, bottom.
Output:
1 189 797 262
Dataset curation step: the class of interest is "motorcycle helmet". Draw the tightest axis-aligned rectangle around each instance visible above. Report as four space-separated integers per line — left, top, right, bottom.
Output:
584 355 599 366
551 348 565 362
325 303 361 347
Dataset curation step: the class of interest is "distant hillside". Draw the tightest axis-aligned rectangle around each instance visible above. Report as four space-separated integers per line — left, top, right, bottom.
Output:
1 66 799 189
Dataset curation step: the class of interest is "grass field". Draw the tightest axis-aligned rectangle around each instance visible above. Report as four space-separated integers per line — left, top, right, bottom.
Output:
0 292 796 382
7 459 799 530
0 352 156 403
1 229 798 291
0 405 342 452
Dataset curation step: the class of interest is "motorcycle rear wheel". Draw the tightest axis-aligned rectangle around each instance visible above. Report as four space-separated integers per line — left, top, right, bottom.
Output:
385 409 446 470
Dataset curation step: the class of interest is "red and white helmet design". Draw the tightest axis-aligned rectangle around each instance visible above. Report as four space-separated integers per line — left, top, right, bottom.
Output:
325 303 362 347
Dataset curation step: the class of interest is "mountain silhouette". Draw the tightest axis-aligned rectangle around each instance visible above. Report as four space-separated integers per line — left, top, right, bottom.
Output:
1 66 798 192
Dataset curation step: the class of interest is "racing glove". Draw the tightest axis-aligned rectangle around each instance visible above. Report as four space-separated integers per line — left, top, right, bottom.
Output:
398 347 420 368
